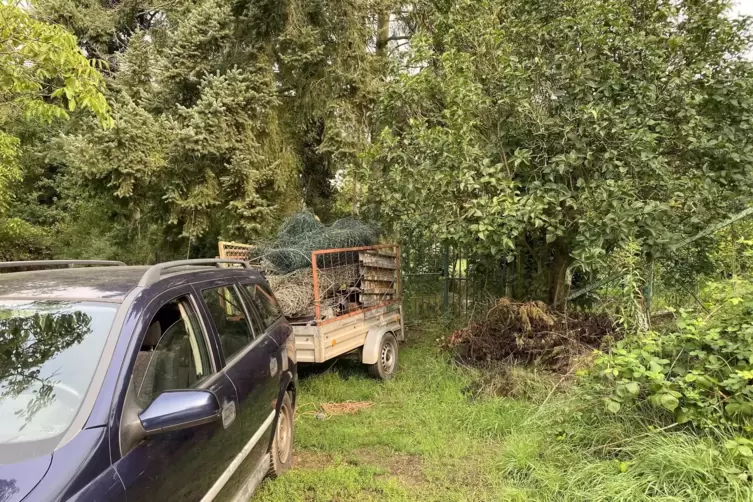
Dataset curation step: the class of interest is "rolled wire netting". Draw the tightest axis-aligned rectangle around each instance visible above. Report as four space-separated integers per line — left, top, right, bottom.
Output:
256 211 379 318
256 212 379 274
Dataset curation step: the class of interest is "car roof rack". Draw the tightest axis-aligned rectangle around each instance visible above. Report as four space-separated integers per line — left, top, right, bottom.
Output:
0 260 127 270
138 259 250 287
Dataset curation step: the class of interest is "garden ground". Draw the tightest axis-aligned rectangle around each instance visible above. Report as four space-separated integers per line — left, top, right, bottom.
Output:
253 322 752 502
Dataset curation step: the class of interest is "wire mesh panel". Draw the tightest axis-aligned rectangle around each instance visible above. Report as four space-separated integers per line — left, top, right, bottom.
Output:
312 245 401 323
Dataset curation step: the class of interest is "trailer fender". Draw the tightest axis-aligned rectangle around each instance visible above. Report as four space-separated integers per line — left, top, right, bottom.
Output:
362 327 393 365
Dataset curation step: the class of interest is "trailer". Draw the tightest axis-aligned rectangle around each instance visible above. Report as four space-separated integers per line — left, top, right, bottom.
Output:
219 242 404 379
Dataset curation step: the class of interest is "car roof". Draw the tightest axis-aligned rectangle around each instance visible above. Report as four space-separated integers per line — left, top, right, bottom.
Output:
0 265 263 302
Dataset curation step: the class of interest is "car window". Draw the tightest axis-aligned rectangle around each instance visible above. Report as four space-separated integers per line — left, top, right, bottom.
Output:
201 285 255 360
0 300 116 453
241 283 282 330
132 296 212 408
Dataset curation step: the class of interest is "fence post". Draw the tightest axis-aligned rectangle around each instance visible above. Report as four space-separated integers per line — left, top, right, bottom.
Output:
442 242 450 315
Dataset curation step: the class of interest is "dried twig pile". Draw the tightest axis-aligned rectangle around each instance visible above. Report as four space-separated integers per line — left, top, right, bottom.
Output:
267 268 316 317
445 298 619 372
266 264 361 318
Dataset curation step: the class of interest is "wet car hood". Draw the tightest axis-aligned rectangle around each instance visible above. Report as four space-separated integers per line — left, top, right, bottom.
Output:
0 454 52 502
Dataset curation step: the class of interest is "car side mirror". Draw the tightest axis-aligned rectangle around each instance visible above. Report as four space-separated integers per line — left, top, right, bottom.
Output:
138 389 221 436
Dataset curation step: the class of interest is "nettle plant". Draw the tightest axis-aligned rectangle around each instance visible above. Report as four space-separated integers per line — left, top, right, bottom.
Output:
594 279 753 432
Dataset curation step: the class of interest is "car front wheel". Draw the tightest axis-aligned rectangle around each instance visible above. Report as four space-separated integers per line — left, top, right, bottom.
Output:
268 392 293 478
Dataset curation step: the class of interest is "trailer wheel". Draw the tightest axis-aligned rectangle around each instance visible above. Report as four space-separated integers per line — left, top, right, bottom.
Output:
368 333 398 380
268 392 293 478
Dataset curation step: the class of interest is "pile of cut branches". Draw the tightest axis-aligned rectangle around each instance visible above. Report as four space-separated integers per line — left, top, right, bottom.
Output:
445 298 619 372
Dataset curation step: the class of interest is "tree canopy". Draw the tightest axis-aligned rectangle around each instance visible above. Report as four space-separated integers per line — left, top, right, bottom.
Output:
3 0 753 306
0 2 111 260
364 0 753 304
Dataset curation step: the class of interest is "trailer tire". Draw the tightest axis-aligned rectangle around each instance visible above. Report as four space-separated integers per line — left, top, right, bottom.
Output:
368 333 398 380
268 392 293 479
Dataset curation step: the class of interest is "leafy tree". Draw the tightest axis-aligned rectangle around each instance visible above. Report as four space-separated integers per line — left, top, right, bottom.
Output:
14 0 395 260
0 2 110 258
364 0 753 306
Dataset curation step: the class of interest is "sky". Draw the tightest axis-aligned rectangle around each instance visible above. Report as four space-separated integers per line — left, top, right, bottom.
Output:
732 0 753 18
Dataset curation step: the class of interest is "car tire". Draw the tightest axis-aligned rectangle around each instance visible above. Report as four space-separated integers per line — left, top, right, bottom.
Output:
368 332 398 380
268 392 293 479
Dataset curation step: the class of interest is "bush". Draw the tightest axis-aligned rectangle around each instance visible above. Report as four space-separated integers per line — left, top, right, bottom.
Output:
592 279 753 431
0 218 51 261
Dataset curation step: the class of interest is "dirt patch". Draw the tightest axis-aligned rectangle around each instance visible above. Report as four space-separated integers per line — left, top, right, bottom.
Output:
293 451 334 470
350 448 427 488
445 298 619 372
321 401 373 416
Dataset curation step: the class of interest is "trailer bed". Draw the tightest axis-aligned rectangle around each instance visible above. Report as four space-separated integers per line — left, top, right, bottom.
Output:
292 302 403 363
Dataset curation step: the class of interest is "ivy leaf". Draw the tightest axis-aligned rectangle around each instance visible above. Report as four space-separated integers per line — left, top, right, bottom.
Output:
625 381 640 395
660 393 679 412
606 399 621 413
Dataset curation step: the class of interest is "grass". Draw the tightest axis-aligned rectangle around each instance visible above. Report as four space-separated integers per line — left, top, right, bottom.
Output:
253 321 753 501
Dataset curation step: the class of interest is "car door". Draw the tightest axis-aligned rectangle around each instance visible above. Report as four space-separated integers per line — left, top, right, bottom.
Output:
113 290 241 502
196 282 280 501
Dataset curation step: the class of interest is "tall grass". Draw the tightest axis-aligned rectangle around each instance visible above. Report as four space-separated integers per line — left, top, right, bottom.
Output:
255 322 752 501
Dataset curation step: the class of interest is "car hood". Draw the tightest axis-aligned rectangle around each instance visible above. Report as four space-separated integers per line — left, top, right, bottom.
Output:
0 454 52 502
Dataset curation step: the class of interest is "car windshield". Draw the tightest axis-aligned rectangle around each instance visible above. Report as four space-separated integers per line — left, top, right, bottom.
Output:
0 300 117 448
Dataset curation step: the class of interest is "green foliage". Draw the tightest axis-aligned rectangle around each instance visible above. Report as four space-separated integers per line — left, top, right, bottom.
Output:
593 279 753 430
0 218 51 261
256 321 753 501
0 3 111 127
62 29 300 240
364 0 753 304
0 2 110 259
6 0 392 262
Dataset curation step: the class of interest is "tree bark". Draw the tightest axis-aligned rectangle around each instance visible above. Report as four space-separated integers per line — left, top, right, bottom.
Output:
376 11 390 57
548 238 571 309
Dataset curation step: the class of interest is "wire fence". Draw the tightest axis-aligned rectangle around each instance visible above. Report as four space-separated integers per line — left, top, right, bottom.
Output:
562 208 753 330
399 207 753 326
220 206 753 327
399 239 507 321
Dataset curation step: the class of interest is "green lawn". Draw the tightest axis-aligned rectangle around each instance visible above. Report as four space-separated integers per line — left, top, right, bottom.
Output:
253 322 752 501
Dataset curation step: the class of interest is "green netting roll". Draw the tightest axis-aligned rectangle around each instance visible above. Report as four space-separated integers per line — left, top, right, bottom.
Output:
255 211 379 273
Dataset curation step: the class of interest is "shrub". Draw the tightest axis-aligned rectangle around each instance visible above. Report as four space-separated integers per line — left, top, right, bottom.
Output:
0 218 51 261
592 279 753 431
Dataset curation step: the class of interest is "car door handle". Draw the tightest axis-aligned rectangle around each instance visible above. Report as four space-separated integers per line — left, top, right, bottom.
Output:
269 357 278 377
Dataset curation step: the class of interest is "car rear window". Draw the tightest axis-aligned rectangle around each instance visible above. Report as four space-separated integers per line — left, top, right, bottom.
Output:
241 283 282 330
201 285 254 360
0 300 117 448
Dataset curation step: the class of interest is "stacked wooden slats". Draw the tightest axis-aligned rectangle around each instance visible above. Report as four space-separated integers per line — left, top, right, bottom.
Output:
359 248 398 306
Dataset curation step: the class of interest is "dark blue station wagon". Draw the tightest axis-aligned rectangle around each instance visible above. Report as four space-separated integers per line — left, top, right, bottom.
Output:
0 259 297 502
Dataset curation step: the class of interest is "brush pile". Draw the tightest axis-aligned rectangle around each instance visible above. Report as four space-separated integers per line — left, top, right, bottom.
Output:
445 298 619 372
266 268 316 318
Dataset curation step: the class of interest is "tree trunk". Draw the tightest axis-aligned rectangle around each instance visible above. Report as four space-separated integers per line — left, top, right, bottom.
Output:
366 10 390 219
376 11 389 57
548 239 571 309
